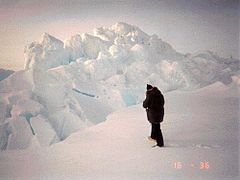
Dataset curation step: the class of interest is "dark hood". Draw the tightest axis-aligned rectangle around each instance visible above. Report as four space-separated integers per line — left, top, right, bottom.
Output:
151 87 161 96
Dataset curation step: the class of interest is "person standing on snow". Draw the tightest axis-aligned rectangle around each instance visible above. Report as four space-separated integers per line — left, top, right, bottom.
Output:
143 84 164 147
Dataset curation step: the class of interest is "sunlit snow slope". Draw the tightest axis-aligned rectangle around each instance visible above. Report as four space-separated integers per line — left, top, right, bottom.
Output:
0 22 239 150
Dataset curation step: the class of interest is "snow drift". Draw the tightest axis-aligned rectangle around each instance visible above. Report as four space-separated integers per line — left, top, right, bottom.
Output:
0 22 239 150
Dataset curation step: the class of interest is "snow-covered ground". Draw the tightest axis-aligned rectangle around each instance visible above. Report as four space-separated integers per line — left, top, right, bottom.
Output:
0 22 239 179
0 81 238 179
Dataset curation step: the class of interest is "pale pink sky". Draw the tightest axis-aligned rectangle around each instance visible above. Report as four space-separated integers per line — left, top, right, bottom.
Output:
0 0 239 70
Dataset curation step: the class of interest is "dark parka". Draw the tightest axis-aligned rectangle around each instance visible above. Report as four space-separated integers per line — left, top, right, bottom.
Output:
143 87 165 124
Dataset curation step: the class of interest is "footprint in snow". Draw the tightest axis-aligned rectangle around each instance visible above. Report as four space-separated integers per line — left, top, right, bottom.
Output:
194 144 221 149
163 143 221 149
164 143 182 148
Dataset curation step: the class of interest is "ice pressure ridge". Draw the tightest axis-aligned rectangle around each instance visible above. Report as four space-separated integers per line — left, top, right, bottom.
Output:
0 22 239 150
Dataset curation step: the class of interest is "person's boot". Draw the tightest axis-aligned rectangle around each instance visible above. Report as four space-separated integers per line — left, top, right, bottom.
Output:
147 136 156 142
157 143 164 147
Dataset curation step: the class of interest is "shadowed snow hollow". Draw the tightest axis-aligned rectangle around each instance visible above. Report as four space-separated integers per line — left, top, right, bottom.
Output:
0 69 14 82
0 22 239 150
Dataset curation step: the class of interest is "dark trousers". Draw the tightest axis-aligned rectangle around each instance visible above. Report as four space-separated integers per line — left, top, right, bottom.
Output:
151 123 164 146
